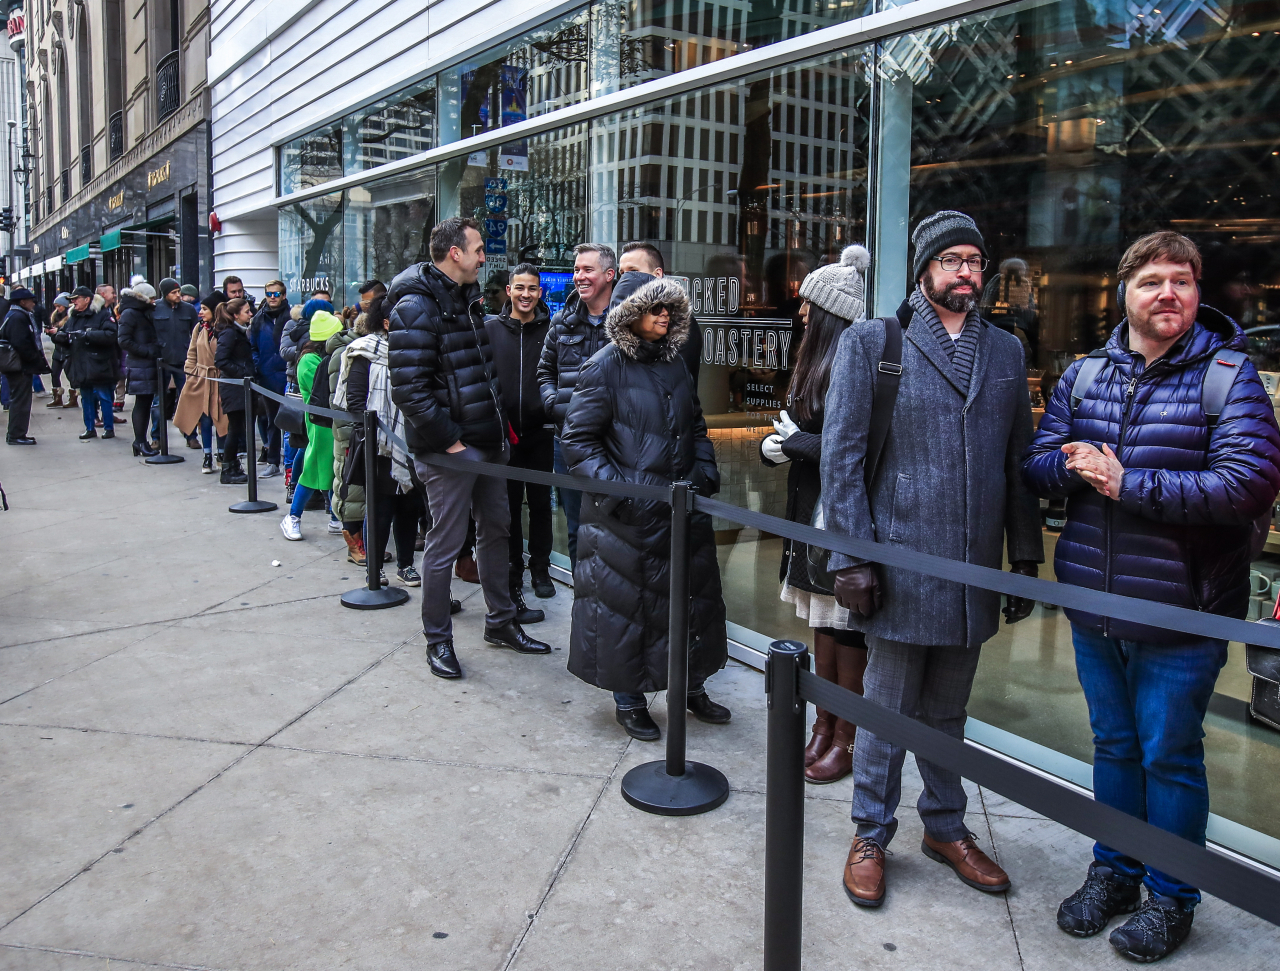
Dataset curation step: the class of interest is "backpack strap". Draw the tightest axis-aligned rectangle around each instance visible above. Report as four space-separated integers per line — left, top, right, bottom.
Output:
1069 349 1110 415
1202 349 1247 428
865 315 903 488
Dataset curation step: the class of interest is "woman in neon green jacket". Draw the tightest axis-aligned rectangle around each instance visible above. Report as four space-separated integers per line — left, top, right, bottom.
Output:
279 310 342 541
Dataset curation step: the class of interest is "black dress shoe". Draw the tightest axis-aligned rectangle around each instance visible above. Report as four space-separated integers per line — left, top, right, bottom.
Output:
511 588 545 625
7 436 37 445
427 639 463 679
687 692 732 724
102 429 115 439
531 570 556 599
484 620 551 654
79 429 97 440
450 598 462 615
616 706 661 741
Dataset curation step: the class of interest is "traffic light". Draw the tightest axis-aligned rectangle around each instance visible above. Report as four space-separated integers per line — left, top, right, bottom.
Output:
0 207 13 234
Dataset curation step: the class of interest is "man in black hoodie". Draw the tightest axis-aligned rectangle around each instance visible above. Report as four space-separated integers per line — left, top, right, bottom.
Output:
388 217 550 679
485 263 556 606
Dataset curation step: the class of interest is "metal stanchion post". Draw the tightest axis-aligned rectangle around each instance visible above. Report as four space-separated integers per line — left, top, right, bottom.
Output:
764 640 808 971
229 378 277 513
145 360 183 465
620 480 729 815
342 410 409 609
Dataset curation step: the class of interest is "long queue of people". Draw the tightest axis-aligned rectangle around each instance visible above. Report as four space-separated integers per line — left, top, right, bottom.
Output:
5 212 1278 964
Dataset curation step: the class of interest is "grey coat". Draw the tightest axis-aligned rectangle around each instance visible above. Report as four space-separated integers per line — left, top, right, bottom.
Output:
820 301 1044 648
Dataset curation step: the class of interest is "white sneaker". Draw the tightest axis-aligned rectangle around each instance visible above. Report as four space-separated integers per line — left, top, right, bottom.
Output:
279 515 303 541
327 519 343 534
260 464 281 478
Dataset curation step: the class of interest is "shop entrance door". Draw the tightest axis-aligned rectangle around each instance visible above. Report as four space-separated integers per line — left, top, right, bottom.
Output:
147 221 177 283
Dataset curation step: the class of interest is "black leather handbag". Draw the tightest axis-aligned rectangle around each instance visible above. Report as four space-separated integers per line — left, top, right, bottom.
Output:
274 392 307 435
1247 612 1280 732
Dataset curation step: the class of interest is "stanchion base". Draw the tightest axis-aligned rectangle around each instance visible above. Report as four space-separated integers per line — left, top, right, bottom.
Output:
620 760 730 816
145 454 185 465
341 585 410 610
229 499 279 514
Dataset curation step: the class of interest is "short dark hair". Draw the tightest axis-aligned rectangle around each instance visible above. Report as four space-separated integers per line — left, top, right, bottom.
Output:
311 289 331 299
222 275 243 288
510 263 541 280
621 241 664 273
1118 231 1202 283
430 217 483 263
358 279 385 295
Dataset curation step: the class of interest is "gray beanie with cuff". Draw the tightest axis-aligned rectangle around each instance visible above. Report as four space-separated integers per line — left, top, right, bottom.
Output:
799 244 870 322
911 210 986 282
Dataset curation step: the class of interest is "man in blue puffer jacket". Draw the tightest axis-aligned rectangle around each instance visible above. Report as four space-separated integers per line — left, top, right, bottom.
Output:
249 279 291 476
1024 231 1280 962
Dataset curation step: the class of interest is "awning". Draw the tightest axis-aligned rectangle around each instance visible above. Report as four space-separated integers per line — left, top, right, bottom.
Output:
100 229 122 252
44 255 64 272
66 244 92 263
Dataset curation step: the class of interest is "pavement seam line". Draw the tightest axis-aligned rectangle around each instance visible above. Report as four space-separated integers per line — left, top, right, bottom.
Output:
0 624 181 707
500 738 635 971
259 742 613 781
0 942 235 971
0 721 258 747
980 786 1027 971
0 637 414 937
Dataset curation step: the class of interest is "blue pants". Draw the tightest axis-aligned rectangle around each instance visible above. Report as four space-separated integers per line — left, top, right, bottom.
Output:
150 371 186 439
552 436 581 567
80 385 115 433
1071 626 1227 905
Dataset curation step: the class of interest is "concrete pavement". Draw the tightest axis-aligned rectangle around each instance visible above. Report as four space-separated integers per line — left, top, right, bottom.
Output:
2 402 1277 970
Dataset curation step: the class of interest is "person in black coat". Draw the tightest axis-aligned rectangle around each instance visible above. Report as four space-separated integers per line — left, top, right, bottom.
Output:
115 283 163 455
560 276 731 742
53 288 119 440
1 288 50 444
614 241 703 385
759 246 872 784
213 297 255 484
484 263 556 606
150 278 199 445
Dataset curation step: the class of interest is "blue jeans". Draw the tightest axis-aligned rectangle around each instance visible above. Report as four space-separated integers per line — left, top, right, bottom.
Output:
150 371 186 439
80 385 115 432
552 436 581 567
1071 626 1227 905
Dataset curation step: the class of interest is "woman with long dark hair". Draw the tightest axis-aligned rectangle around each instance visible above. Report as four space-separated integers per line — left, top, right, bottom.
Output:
213 297 255 484
760 245 872 784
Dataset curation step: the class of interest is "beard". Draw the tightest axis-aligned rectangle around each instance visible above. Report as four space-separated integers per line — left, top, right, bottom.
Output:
923 274 978 314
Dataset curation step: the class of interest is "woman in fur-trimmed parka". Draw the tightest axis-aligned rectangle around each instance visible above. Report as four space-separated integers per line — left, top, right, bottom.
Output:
560 277 731 740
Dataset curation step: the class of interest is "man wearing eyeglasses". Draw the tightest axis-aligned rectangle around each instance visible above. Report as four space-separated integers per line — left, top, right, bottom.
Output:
821 210 1044 909
249 280 291 477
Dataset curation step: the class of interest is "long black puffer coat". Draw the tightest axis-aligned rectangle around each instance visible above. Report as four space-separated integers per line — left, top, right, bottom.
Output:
116 293 160 395
561 278 727 693
387 262 505 455
537 289 612 429
213 321 255 413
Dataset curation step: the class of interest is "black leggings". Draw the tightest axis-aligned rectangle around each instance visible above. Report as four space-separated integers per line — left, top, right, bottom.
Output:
366 488 422 569
51 359 65 389
816 626 867 648
223 410 246 465
131 394 154 444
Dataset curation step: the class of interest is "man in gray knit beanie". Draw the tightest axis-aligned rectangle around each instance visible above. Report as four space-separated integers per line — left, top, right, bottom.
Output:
819 210 1044 908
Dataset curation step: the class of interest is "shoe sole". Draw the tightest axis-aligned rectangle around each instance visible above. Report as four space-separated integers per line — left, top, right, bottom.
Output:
843 880 885 908
804 769 853 785
615 715 661 742
397 576 422 587
428 666 463 680
483 633 551 654
921 841 1010 893
280 526 303 541
532 586 556 599
687 710 732 725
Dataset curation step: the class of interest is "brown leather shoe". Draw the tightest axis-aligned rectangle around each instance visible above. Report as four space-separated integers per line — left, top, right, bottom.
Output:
455 555 479 583
921 833 1010 893
806 722 854 784
843 836 886 908
804 709 835 767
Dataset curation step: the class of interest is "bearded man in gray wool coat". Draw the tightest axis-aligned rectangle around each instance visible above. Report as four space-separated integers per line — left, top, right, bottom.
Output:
819 210 1045 909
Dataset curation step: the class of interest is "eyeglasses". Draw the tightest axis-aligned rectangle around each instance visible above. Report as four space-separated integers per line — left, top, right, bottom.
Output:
265 291 284 298
650 304 673 316
932 255 989 273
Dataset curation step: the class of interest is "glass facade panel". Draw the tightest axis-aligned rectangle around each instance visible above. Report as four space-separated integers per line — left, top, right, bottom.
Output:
279 192 344 304
279 124 343 195
343 168 439 307
345 79 437 172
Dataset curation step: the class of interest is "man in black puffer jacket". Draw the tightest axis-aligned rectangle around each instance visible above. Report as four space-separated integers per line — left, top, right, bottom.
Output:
54 288 119 440
387 216 549 679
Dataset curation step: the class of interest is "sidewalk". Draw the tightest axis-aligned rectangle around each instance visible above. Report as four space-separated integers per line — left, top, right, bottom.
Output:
1 404 1276 970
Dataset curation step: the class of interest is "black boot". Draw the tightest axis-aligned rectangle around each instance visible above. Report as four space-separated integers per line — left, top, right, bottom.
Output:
511 587 545 625
1108 892 1194 963
530 568 556 599
1057 863 1142 938
133 440 159 457
426 639 463 679
484 620 551 654
79 429 97 440
450 598 463 615
616 706 661 741
687 691 732 724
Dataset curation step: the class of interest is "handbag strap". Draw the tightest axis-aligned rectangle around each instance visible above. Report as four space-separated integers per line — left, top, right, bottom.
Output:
864 315 903 488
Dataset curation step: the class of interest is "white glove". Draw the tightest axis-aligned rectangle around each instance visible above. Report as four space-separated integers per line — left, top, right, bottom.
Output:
762 433 789 464
773 409 799 440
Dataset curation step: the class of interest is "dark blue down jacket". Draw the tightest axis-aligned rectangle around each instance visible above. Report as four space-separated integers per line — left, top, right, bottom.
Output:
1023 307 1280 643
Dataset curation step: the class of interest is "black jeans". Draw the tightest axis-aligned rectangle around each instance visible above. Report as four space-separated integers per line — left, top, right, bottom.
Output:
365 487 422 570
507 427 554 585
5 372 32 440
131 393 154 445
223 409 246 466
258 395 281 465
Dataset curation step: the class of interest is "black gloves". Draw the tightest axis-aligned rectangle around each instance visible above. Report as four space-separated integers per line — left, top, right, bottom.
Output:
833 565 882 618
1002 560 1039 625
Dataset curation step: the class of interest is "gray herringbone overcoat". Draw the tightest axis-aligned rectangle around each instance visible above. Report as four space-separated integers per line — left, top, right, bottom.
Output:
820 308 1044 648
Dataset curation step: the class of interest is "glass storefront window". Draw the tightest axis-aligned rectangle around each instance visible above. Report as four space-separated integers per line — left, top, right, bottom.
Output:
279 123 343 195
279 192 344 304
345 78 437 173
344 168 438 307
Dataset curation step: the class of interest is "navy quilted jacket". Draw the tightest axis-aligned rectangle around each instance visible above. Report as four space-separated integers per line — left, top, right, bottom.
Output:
1022 306 1280 643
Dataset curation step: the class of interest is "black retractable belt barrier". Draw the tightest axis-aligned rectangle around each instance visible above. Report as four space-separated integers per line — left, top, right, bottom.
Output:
763 640 808 971
145 359 183 465
341 410 408 610
620 480 730 816
230 377 277 514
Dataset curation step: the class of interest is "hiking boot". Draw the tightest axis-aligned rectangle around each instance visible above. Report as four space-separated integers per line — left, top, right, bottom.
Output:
530 569 556 599
1057 863 1142 938
511 587 545 625
1108 891 1194 963
342 529 367 566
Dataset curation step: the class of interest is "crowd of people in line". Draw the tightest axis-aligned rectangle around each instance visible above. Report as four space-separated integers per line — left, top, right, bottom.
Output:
3 212 1277 964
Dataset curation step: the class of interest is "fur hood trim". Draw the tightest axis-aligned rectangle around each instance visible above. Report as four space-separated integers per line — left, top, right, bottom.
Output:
605 278 691 363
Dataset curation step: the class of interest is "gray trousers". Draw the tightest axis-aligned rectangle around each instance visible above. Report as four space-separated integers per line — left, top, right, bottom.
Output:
851 636 982 848
413 445 516 642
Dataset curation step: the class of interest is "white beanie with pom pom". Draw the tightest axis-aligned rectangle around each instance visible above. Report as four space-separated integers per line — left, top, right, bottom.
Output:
798 244 871 323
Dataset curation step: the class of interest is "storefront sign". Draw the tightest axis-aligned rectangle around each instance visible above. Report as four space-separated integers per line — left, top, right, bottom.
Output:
700 317 794 372
147 161 171 190
107 191 125 210
690 276 742 315
60 226 70 240
6 13 24 53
